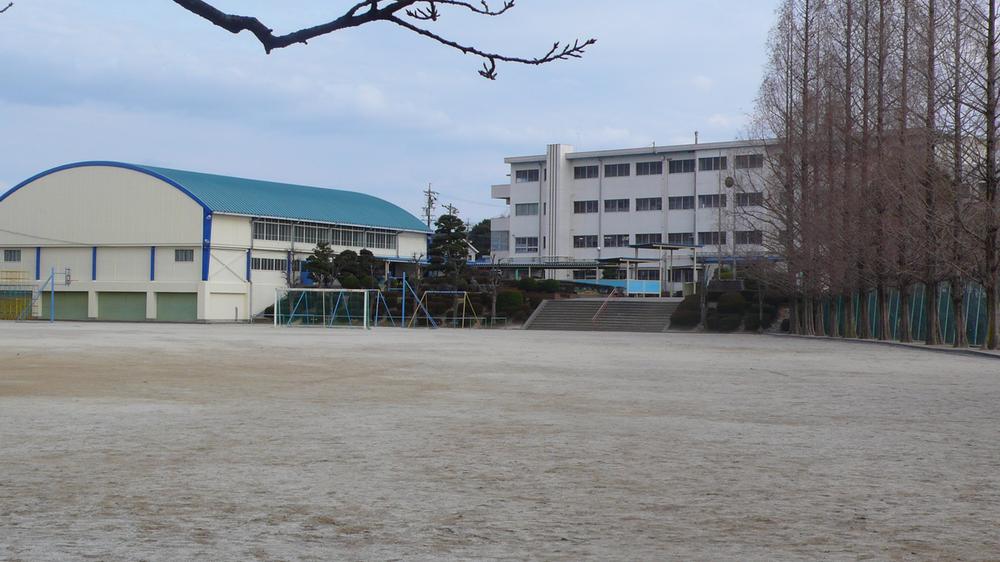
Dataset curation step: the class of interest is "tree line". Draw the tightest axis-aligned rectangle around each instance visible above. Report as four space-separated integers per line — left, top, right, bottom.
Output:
747 0 999 349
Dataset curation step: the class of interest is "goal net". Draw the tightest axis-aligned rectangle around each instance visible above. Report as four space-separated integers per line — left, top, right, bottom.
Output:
273 288 371 329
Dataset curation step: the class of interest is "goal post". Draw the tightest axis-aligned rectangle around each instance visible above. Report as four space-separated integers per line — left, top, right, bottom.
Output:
274 288 371 329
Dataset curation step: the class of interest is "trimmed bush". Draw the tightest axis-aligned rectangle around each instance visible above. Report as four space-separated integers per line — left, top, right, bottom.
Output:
496 289 524 317
339 274 361 289
516 277 538 292
669 308 701 328
538 279 560 293
707 311 742 332
717 291 748 314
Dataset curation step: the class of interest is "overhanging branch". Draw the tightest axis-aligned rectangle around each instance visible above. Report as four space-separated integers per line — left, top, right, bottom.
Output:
171 0 595 79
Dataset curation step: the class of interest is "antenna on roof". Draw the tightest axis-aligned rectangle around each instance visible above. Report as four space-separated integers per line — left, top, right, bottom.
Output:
694 131 699 145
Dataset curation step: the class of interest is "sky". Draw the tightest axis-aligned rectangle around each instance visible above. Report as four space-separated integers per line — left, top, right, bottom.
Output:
0 0 781 223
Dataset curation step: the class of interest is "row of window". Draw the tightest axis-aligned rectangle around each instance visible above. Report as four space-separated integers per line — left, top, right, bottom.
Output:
572 269 697 282
0 249 193 264
569 231 763 248
517 154 765 185
570 154 764 180
567 192 763 214
253 219 398 250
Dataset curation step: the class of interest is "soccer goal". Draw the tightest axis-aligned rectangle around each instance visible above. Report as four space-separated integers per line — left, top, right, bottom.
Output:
273 288 372 329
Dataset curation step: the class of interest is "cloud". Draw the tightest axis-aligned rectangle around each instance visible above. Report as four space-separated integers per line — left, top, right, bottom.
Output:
691 75 715 92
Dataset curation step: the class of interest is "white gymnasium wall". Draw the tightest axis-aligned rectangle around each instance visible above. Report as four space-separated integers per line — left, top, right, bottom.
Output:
0 165 204 247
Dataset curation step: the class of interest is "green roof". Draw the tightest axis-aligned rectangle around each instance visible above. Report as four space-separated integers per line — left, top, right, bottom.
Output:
141 164 430 233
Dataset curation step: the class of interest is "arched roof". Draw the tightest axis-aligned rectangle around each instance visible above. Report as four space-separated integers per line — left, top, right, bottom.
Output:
2 162 430 233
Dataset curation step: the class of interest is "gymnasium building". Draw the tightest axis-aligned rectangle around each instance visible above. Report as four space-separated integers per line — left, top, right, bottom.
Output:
0 162 429 321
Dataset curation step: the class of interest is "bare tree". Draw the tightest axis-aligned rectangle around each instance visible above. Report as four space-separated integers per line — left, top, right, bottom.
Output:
172 0 596 79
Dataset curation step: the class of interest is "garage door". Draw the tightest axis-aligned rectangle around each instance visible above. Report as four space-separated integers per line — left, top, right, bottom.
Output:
97 292 147 321
40 292 89 321
156 292 197 322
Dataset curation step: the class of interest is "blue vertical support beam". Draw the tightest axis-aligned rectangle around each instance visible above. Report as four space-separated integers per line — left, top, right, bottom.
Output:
35 247 41 280
245 250 252 282
401 272 407 328
201 212 213 282
149 247 156 281
91 247 97 281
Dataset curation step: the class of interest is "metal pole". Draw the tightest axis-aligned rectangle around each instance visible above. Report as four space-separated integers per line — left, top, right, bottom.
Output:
273 288 278 327
49 267 55 323
402 272 407 328
364 289 370 330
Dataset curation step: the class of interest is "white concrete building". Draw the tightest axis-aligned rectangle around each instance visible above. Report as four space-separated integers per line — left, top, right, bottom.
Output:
490 141 770 294
0 162 429 321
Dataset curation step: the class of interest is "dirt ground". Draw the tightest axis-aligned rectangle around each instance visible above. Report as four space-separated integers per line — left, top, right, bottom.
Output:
1 322 999 561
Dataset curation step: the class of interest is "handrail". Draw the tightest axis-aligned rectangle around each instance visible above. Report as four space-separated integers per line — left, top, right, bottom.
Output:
592 287 619 326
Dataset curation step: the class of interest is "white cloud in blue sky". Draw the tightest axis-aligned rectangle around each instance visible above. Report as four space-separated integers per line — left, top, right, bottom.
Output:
0 0 780 221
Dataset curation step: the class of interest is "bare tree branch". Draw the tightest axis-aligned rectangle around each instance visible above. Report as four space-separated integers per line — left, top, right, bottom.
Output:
0 3 13 14
171 0 595 79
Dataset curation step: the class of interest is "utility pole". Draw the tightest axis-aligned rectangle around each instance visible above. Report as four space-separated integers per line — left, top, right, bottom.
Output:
422 183 438 228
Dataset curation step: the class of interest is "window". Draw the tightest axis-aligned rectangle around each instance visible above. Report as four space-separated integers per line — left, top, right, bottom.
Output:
668 232 695 245
573 270 598 280
698 194 727 208
734 154 765 169
636 269 660 280
366 231 397 250
3 249 21 262
604 198 630 213
636 197 663 211
670 268 695 283
698 231 727 245
294 224 321 244
515 237 539 253
573 200 599 214
636 161 663 176
574 165 599 179
331 227 365 247
252 257 288 271
668 159 696 174
736 192 764 207
573 235 599 248
174 249 194 262
698 156 727 171
491 230 509 252
604 163 630 177
635 233 662 245
515 169 540 183
668 196 695 210
515 203 539 216
603 234 630 247
253 219 292 241
735 230 763 245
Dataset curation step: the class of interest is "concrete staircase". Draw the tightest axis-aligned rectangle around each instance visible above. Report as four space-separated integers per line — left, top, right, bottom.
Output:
523 298 680 333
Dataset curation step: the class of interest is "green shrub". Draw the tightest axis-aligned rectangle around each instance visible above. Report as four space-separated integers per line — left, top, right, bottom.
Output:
517 277 538 291
538 279 560 293
670 308 701 328
496 289 524 317
339 274 361 289
707 312 742 332
717 291 748 314
676 294 702 312
746 304 777 330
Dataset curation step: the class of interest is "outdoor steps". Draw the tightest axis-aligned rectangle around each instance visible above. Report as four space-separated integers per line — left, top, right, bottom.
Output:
524 299 680 333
